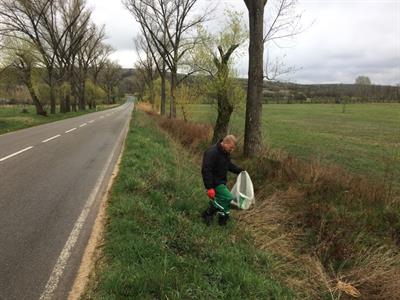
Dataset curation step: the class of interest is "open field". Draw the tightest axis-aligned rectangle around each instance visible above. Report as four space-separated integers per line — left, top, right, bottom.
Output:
180 103 400 185
0 104 120 135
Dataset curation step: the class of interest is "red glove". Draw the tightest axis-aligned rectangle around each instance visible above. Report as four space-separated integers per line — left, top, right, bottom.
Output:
207 189 215 200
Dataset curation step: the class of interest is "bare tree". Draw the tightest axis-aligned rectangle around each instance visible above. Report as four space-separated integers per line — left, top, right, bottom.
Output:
243 0 267 157
55 0 93 112
0 0 57 113
123 0 210 118
134 33 159 109
99 60 123 104
0 0 96 114
75 24 107 110
242 0 305 156
264 0 304 44
90 43 113 86
2 38 47 115
134 29 169 115
191 10 247 143
264 0 304 81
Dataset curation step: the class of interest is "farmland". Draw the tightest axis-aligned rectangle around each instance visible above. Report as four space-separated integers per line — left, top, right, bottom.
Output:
180 103 400 184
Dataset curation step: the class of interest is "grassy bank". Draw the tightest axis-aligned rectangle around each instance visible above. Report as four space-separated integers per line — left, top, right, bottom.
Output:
0 104 119 135
84 111 294 299
152 111 400 299
180 103 400 185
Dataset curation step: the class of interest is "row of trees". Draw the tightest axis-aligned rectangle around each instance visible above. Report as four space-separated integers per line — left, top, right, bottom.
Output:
0 0 123 116
125 0 302 157
262 81 400 103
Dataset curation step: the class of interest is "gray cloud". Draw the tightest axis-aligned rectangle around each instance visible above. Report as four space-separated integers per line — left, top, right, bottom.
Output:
88 0 400 85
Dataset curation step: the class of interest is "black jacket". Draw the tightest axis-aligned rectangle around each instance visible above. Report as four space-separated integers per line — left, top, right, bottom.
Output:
201 140 243 189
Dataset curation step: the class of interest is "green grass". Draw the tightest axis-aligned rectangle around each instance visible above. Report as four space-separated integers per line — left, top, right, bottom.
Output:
0 104 119 135
181 103 400 184
84 111 294 299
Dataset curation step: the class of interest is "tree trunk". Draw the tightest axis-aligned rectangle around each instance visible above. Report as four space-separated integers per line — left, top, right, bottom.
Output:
49 81 56 114
107 88 111 104
161 62 166 116
170 70 177 118
244 0 265 157
212 93 233 143
60 96 66 113
26 77 47 116
149 82 155 110
79 81 86 110
65 92 71 112
211 44 240 144
71 96 77 112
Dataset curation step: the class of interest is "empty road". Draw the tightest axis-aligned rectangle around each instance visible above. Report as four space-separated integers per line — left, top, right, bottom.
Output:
0 99 134 300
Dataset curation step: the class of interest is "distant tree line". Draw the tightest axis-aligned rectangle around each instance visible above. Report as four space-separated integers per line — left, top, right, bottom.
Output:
261 82 400 104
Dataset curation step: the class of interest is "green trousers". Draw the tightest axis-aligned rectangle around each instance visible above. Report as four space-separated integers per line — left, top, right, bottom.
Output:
212 184 234 216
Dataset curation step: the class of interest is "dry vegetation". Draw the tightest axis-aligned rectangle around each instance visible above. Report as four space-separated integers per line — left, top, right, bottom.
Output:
143 108 400 300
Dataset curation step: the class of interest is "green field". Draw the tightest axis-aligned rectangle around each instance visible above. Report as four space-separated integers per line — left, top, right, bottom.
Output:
181 103 400 185
0 104 119 135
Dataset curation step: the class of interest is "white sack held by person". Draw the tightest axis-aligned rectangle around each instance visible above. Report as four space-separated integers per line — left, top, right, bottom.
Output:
231 171 255 210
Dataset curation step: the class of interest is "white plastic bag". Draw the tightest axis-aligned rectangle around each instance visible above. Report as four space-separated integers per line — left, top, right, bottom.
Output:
231 171 255 210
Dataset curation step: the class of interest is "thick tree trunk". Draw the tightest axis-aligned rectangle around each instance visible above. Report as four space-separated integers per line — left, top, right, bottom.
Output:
244 1 265 157
71 96 77 112
107 89 111 104
161 63 166 116
65 92 71 112
26 77 47 116
49 81 56 114
70 79 78 112
212 94 233 143
60 97 66 113
79 81 86 110
170 70 177 118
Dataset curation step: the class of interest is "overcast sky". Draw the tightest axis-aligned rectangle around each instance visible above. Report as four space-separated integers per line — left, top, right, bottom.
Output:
87 0 400 85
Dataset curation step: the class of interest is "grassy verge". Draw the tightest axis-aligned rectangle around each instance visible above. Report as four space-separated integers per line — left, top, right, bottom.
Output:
0 103 119 135
152 111 400 299
83 111 294 299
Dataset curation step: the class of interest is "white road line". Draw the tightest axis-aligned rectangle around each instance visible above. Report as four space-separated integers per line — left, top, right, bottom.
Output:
42 135 61 143
99 116 104 119
79 123 87 127
88 120 94 123
65 128 77 134
0 146 34 162
39 109 132 300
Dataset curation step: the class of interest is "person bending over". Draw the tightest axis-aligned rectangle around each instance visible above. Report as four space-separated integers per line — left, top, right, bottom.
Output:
201 135 244 226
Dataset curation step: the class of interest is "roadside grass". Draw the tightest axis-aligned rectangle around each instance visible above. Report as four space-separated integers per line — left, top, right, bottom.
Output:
152 112 400 299
0 103 119 135
83 111 294 299
180 103 400 186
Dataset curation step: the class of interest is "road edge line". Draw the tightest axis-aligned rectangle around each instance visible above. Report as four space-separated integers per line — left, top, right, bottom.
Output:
67 106 133 300
39 105 133 300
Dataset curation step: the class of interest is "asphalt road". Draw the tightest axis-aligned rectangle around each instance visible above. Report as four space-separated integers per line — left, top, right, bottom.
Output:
0 99 134 300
